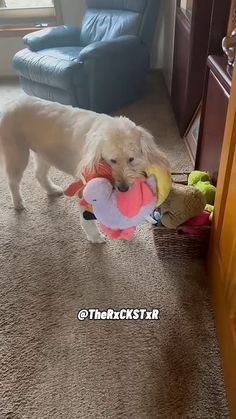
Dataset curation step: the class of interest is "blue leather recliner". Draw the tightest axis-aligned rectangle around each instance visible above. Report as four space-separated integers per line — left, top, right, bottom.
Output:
13 0 160 113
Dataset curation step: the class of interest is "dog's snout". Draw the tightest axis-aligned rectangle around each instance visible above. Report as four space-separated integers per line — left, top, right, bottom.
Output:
117 183 129 192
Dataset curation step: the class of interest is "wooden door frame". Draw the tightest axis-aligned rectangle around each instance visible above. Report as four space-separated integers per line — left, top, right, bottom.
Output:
207 61 236 417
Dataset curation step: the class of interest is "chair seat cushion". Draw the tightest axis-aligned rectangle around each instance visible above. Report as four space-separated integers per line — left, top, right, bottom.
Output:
13 47 85 90
36 46 83 62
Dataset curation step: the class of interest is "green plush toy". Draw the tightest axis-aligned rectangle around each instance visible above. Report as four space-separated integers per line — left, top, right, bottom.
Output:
188 171 216 205
194 181 216 205
205 204 214 213
205 204 214 221
188 170 210 186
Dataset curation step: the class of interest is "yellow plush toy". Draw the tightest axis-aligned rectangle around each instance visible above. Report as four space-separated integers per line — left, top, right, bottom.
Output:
147 165 172 206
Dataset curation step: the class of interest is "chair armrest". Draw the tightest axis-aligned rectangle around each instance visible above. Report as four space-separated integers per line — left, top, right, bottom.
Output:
23 25 81 51
79 35 144 61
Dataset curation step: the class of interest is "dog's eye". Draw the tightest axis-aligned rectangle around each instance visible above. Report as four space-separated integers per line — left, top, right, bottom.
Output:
110 159 117 164
129 157 134 163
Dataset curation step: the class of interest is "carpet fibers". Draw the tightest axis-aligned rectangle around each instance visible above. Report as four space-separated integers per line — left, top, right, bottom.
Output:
0 75 229 418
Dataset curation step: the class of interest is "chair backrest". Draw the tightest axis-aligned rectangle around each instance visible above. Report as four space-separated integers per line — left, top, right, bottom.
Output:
80 0 160 50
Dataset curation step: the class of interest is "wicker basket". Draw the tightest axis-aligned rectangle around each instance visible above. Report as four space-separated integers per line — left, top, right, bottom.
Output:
152 172 211 260
153 225 210 260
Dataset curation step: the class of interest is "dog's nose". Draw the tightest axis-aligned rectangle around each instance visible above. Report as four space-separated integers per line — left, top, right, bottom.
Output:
118 184 129 192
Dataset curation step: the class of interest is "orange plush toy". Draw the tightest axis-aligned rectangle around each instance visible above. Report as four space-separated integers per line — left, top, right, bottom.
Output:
64 161 113 211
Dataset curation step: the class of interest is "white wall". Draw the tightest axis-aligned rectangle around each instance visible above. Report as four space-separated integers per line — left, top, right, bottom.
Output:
151 0 165 70
0 0 176 89
152 0 176 93
60 0 85 25
162 0 176 93
0 0 86 76
0 38 24 76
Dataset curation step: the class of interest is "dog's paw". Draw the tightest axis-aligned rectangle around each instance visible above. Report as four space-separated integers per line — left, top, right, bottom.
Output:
47 184 64 196
13 200 26 211
87 232 106 244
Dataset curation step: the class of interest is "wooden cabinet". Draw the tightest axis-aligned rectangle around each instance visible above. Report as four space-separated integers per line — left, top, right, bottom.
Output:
195 56 232 184
171 0 232 137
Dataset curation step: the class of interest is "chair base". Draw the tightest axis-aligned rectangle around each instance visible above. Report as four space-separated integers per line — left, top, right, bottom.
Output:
19 76 145 113
20 77 77 106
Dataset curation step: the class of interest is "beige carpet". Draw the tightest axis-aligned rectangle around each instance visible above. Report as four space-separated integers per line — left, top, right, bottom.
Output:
0 74 229 418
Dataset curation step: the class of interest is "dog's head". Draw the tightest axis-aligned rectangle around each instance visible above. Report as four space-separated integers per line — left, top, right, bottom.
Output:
78 116 170 191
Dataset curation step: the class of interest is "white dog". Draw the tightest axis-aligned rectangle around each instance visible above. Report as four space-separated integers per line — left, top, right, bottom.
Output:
0 96 169 242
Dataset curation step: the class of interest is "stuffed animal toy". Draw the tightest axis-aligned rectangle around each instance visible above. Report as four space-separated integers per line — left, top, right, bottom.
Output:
146 165 172 205
82 176 157 240
205 204 214 221
64 160 172 204
64 160 172 239
187 170 216 205
180 210 211 235
64 161 113 195
205 204 214 213
188 170 210 186
194 181 216 205
159 183 206 229
64 161 113 212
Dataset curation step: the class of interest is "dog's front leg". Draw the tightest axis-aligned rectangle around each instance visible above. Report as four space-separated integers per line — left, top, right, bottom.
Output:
78 204 105 243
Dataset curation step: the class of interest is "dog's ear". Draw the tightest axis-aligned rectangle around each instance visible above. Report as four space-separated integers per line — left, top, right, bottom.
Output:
77 131 103 176
138 126 170 170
